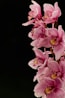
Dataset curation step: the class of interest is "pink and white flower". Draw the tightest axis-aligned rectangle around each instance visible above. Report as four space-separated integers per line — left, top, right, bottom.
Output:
34 57 65 82
28 48 50 70
34 77 65 98
31 27 57 48
43 2 61 24
28 25 45 40
22 0 42 26
28 0 42 19
33 58 53 82
47 60 65 81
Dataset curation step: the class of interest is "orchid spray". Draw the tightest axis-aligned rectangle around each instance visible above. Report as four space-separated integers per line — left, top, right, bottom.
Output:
22 0 65 98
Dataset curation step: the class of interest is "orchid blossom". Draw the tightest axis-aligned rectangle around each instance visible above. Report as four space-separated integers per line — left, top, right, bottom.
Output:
22 0 65 98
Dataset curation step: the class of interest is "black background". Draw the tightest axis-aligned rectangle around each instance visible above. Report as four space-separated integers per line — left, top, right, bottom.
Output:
0 0 65 98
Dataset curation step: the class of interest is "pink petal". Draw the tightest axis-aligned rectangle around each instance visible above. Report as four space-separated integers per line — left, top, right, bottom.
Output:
28 58 39 69
28 26 45 40
54 2 61 17
58 25 64 39
53 44 65 60
59 60 65 75
51 2 61 18
45 28 58 37
47 89 65 98
33 47 45 59
43 4 54 12
34 81 45 97
22 20 35 26
33 67 49 82
34 78 54 97
51 10 59 18
29 0 42 18
40 37 51 48
48 60 59 72
31 37 51 48
55 88 65 98
31 38 44 48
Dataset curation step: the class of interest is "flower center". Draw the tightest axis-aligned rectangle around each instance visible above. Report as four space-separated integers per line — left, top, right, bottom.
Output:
28 16 32 20
44 15 48 19
34 59 38 65
50 39 56 45
51 73 57 79
45 87 53 94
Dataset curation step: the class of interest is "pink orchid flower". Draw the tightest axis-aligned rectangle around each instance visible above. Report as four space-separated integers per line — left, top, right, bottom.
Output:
31 25 65 60
22 0 42 26
31 37 53 49
31 27 57 48
28 0 42 19
46 25 65 60
28 25 45 40
45 25 65 60
34 58 65 83
46 60 65 81
34 77 65 98
33 57 65 83
33 58 53 82
28 48 50 70
43 2 61 24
